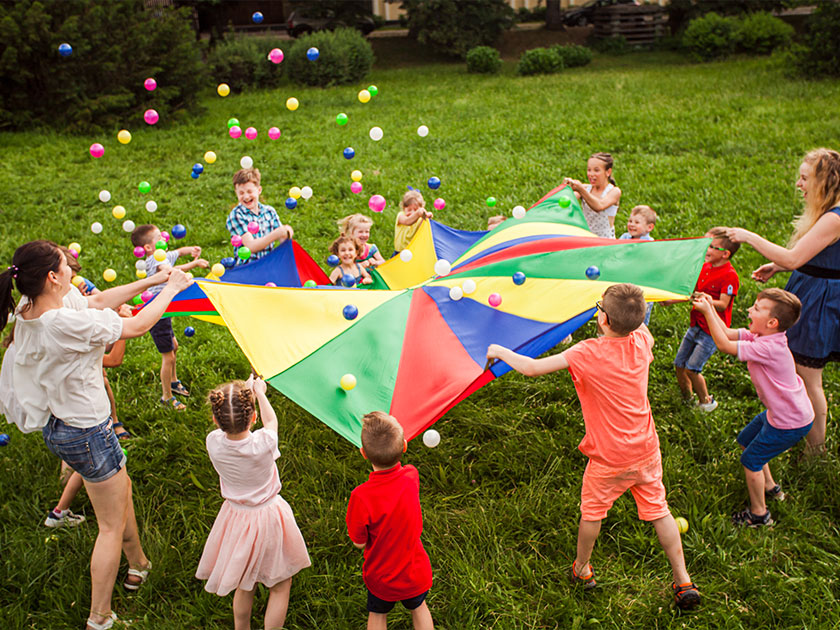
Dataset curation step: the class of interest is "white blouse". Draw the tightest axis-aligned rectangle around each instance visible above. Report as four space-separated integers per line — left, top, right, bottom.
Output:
581 183 618 239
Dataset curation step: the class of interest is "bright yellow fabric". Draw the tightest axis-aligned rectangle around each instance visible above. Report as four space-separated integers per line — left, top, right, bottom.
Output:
451 222 596 266
377 220 438 291
394 213 425 252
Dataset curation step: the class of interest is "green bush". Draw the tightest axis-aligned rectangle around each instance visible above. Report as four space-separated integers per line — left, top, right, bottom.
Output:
735 12 793 54
516 4 546 23
396 0 515 59
786 1 840 78
0 0 206 132
286 28 374 87
465 45 502 74
592 35 629 56
517 47 562 76
682 12 738 61
552 44 593 68
206 36 287 92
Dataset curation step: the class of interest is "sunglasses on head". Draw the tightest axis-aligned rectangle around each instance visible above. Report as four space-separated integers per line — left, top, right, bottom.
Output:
708 245 727 252
595 300 610 324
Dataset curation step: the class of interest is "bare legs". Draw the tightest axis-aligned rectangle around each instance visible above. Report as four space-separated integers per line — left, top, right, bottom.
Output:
160 350 175 400
55 471 84 512
367 602 434 630
797 363 827 454
233 578 293 630
675 367 712 404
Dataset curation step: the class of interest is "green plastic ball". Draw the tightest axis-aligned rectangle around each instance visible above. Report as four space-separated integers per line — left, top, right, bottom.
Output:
131 295 143 305
138 181 151 194
368 85 378 97
227 117 240 129
486 197 497 207
238 246 252 261
336 113 348 126
303 279 317 287
155 240 167 250
559 197 571 208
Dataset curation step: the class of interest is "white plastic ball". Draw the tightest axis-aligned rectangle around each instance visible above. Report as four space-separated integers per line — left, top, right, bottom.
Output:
300 185 313 200
145 200 157 212
449 286 463 301
90 222 103 234
99 190 111 202
135 260 147 271
417 125 429 137
369 126 383 141
399 249 413 262
422 429 440 448
240 155 254 169
434 259 451 277
512 205 526 219
462 279 477 294
122 219 136 232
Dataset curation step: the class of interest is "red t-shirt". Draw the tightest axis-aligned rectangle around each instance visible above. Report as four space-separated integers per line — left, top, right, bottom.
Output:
346 463 433 601
689 261 739 334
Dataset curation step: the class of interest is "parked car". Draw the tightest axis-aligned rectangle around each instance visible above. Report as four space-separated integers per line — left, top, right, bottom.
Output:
286 7 376 37
560 0 639 27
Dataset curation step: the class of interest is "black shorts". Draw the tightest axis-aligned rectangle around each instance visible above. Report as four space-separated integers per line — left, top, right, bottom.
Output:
367 589 428 614
791 350 840 370
149 317 175 353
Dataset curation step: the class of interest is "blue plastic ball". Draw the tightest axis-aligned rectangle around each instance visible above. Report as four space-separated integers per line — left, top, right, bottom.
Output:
428 176 441 190
221 256 236 269
192 163 204 174
343 147 355 160
252 11 264 23
327 254 340 267
184 326 196 337
285 197 297 210
343 304 359 320
171 224 187 239
0 433 9 446
342 273 356 287
512 271 526 285
58 43 72 57
190 171 200 179
306 47 320 61
585 265 601 280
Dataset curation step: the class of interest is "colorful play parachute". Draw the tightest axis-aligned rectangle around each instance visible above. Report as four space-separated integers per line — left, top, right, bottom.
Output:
197 186 709 447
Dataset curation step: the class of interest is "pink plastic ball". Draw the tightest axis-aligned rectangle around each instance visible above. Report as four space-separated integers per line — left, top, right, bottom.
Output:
265 282 277 287
268 127 281 140
134 246 145 258
434 198 446 210
68 249 79 259
269 48 284 64
488 293 502 307
140 290 153 303
144 78 157 91
143 109 159 125
229 125 242 139
89 143 105 158
351 182 363 194
247 221 260 234
368 194 386 213
160 231 170 242
231 234 243 248
245 126 257 140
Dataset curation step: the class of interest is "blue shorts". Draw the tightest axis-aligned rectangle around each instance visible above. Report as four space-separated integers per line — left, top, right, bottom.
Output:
367 589 428 614
738 410 813 472
673 326 717 373
42 415 126 483
150 317 175 354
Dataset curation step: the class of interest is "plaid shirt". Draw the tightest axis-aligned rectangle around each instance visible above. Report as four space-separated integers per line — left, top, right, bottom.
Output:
226 202 282 264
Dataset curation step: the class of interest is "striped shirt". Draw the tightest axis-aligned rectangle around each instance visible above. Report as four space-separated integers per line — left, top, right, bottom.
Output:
226 203 282 264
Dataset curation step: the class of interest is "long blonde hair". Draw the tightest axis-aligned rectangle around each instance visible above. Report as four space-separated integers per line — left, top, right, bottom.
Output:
790 148 840 245
337 213 372 237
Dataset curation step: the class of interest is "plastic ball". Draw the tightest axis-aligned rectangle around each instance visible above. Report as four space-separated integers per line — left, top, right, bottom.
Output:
368 85 378 97
512 205 526 219
368 194 386 213
252 11 263 23
229 125 242 139
72 275 84 287
117 129 132 144
286 97 299 111
417 125 429 137
462 279 477 294
113 205 126 219
351 170 362 182
336 113 348 126
289 186 301 199
192 163 204 174
136 269 147 279
358 89 371 103
68 242 81 254
247 221 260 235
675 517 689 534
67 249 79 260
138 181 151 194
486 197 497 207
144 77 157 91
91 222 103 234
269 48 284 64
146 200 158 213
240 155 253 169
303 279 317 288
221 257 235 269
238 246 252 261
153 249 167 262
585 265 601 280
326 254 340 267
343 304 359 320
0 433 10 446
245 126 257 140
140 290 153 303
433 198 445 211
488 293 502 307
428 176 441 190
434 259 451 277
58 43 72 57
369 126 383 141
512 271 526 285
231 234 243 248
422 429 440 448
133 246 145 258
135 260 146 271
217 83 230 97
155 239 167 250
265 282 277 287
300 186 313 200
190 171 200 179
340 374 357 391
227 117 239 129
399 249 413 262
122 220 135 232
204 151 216 164
131 295 143 306
144 109 159 125
342 273 356 287
99 189 111 202
103 269 117 282
306 47 320 61
343 147 355 160
558 196 572 208
90 143 104 158
350 182 363 194
211 263 225 277
285 197 297 210
184 326 196 337
169 224 185 240
449 286 463 301
268 126 281 140
161 235 169 248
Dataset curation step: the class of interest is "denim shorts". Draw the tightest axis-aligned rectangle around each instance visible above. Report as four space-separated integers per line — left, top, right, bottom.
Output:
150 317 175 354
673 326 717 373
367 589 428 614
738 410 813 472
42 415 126 483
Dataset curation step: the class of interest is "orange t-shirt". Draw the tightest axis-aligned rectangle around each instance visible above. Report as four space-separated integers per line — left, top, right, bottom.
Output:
563 328 660 468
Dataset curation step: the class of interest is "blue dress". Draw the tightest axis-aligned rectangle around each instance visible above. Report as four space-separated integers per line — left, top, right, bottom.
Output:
784 207 840 362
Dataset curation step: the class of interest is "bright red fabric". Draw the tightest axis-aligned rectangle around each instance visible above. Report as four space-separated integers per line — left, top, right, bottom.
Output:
690 261 740 333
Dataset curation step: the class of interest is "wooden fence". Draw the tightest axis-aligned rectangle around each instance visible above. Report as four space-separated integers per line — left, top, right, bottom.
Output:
592 4 668 46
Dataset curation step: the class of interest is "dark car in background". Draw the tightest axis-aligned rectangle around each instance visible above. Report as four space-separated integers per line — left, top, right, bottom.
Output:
286 6 376 37
560 0 639 27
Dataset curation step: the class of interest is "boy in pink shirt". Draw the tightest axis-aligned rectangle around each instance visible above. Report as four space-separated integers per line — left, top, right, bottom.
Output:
693 288 814 527
487 283 700 610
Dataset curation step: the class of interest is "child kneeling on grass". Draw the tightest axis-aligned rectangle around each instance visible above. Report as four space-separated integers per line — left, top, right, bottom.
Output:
487 283 700 610
692 289 814 527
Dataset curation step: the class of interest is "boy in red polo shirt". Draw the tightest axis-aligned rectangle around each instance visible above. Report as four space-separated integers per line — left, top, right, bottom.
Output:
673 227 740 412
346 412 434 629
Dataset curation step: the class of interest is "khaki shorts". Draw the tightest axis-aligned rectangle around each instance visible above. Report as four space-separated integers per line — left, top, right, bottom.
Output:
580 452 670 522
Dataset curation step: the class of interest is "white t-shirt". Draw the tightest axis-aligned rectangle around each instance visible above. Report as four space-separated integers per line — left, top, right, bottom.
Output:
13 287 123 429
206 427 282 507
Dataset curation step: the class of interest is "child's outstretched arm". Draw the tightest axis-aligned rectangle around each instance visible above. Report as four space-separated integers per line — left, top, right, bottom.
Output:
359 266 373 285
487 344 569 376
692 294 737 355
242 225 293 254
175 258 209 272
250 377 278 434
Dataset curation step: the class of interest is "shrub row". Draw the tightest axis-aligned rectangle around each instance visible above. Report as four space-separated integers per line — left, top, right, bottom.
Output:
682 11 793 61
466 44 592 76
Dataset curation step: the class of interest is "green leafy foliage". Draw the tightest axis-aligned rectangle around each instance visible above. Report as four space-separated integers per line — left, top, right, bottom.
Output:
206 36 287 93
786 1 840 78
517 47 562 76
286 27 374 87
0 0 205 132
735 12 794 55
552 44 593 68
465 45 502 74
682 12 739 61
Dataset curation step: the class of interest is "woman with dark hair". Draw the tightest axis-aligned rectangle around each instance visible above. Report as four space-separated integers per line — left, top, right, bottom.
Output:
0 240 192 630
727 148 840 456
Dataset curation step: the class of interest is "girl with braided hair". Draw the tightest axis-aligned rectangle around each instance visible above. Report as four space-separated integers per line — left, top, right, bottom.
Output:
196 376 310 630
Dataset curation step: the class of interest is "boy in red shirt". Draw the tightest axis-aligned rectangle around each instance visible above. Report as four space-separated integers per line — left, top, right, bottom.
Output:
346 412 434 629
673 227 740 412
487 283 700 610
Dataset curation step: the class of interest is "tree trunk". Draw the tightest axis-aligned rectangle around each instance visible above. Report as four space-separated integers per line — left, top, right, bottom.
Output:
545 0 564 31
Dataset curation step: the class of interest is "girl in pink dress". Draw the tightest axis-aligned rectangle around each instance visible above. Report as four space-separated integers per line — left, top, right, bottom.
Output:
196 376 311 630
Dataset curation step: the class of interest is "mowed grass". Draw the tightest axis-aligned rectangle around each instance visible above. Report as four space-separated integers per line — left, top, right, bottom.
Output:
1 52 839 629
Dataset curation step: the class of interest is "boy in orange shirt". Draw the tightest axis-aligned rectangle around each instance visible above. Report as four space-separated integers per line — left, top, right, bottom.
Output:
487 283 700 610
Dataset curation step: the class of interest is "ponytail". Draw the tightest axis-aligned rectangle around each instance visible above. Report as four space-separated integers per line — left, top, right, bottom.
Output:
0 268 15 331
0 240 63 330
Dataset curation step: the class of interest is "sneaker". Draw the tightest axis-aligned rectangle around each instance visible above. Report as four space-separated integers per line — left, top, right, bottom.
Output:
44 509 86 528
765 484 785 501
672 582 701 610
569 561 596 590
732 508 773 527
697 396 718 412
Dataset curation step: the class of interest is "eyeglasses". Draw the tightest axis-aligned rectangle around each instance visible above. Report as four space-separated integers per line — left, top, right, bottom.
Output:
595 300 610 324
708 245 727 252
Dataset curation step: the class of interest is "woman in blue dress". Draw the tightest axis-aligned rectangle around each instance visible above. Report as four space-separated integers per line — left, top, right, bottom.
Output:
727 148 840 456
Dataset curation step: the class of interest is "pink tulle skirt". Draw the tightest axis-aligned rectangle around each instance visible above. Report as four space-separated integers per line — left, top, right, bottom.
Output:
196 495 311 595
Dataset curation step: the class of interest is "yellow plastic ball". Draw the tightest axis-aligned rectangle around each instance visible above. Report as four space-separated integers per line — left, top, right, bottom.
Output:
351 170 363 182
675 517 689 534
103 269 117 282
71 275 84 287
289 186 301 199
204 150 217 164
340 373 357 391
112 205 126 219
286 97 299 111
153 249 167 262
185 272 194 281
68 242 81 254
211 263 225 277
136 269 147 279
117 129 132 144
357 89 371 104
217 83 230 97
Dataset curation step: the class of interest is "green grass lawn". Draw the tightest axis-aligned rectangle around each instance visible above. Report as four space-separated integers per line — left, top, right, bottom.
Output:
1 52 839 629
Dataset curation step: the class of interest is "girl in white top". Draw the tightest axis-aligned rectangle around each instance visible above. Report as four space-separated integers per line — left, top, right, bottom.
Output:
564 152 622 239
0 240 191 630
196 376 310 630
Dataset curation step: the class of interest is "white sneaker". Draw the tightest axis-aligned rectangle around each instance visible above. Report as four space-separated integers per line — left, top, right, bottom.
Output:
561 335 573 344
698 397 718 412
44 509 86 528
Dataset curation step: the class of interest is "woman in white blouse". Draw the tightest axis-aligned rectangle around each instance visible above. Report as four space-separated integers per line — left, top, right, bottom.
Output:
0 240 192 630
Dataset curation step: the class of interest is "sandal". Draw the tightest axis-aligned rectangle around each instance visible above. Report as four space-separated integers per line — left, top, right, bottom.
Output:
170 380 190 397
124 561 152 591
86 611 117 630
112 421 132 440
570 561 596 590
160 396 186 411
